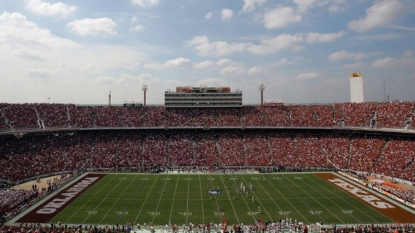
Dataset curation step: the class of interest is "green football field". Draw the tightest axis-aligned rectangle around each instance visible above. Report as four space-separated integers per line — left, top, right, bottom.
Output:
50 173 394 226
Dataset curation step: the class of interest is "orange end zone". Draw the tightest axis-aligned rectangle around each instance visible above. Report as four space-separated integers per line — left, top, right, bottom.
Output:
314 173 415 223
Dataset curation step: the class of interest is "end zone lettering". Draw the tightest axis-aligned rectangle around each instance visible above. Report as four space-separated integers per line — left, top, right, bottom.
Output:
328 178 394 209
36 177 99 214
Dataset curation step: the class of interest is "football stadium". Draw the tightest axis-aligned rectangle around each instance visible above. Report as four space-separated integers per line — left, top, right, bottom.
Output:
1 0 415 232
1 94 415 232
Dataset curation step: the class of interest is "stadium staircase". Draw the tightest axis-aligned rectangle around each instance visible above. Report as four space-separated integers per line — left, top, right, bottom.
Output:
404 106 415 130
373 139 389 171
0 109 13 131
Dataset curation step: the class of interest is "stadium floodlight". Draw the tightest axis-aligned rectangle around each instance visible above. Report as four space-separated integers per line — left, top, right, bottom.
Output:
142 84 148 106
258 83 265 106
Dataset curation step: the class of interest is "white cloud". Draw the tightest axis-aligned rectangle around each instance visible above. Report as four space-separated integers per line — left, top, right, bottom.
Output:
186 34 304 56
143 58 191 70
0 12 78 49
262 6 301 29
272 58 294 67
221 8 233 20
185 35 249 57
24 0 76 18
96 73 160 85
306 31 345 43
130 16 138 23
205 12 213 19
348 0 403 32
342 62 364 69
220 65 246 76
328 50 366 62
293 0 317 13
216 59 232 66
349 33 402 41
296 72 320 80
248 66 266 75
131 0 159 7
143 62 164 70
67 18 117 37
196 78 226 86
389 25 415 31
193 60 215 69
164 57 191 68
130 25 143 32
372 57 415 68
247 33 303 55
241 0 267 12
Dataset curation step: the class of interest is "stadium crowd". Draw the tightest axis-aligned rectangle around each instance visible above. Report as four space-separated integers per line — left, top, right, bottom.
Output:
0 102 414 130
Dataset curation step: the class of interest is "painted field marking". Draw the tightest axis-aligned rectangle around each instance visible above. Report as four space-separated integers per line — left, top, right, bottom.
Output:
240 175 273 220
219 174 240 223
86 211 97 215
98 174 139 224
115 211 129 215
151 174 170 224
198 175 205 223
282 174 344 224
66 174 119 223
186 174 190 224
278 211 291 215
304 174 379 223
233 175 256 222
133 174 160 225
265 175 310 223
214 212 224 216
309 211 323 215
168 174 180 223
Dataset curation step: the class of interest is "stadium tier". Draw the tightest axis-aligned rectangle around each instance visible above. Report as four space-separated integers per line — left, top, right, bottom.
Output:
0 102 414 130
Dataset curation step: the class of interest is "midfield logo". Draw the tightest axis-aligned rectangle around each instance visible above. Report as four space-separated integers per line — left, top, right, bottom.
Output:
208 190 221 195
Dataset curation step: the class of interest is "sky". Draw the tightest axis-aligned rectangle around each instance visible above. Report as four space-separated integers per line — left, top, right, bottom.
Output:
0 0 414 105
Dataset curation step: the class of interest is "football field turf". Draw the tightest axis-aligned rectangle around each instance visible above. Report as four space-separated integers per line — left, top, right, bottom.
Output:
18 173 415 226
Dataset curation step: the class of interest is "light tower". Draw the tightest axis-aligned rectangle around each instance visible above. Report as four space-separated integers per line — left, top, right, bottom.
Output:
142 84 148 106
349 73 363 103
258 83 265 106
108 90 111 106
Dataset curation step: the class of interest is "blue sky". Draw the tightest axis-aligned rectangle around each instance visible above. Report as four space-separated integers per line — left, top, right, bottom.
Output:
0 0 414 105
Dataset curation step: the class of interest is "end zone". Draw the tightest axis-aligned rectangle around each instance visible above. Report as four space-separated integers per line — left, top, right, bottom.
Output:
16 174 106 223
314 173 415 223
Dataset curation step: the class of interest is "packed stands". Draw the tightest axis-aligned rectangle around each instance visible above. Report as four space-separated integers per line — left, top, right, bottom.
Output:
289 105 317 127
376 102 414 128
36 103 71 128
241 106 265 126
168 132 194 166
218 132 244 166
193 132 219 166
295 132 323 168
143 106 166 127
320 133 350 169
116 132 142 167
268 132 297 166
167 108 193 127
1 104 39 129
349 136 385 173
263 106 291 126
313 105 334 127
192 108 217 127
75 106 95 128
217 109 240 127
143 132 168 166
343 102 376 127
243 131 270 166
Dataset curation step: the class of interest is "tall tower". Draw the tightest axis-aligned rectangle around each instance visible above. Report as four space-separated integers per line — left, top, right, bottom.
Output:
109 90 111 106
142 84 148 107
258 83 265 106
350 73 363 103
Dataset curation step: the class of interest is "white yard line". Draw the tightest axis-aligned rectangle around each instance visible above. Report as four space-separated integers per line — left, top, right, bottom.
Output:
82 175 127 224
301 174 369 224
66 174 119 224
281 174 345 224
168 173 180 223
151 174 170 224
234 175 256 222
265 175 310 223
133 174 160 225
98 175 139 224
219 174 240 224
240 175 272 220
198 175 205 223
186 174 190 225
